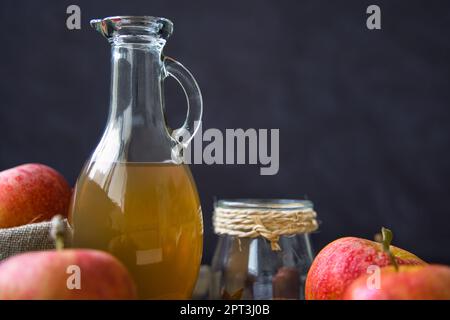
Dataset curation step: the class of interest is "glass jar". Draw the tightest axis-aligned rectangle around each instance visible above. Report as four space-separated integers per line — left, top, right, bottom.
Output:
210 199 318 300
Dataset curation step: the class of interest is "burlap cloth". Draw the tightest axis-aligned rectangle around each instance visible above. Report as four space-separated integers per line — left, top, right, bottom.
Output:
0 220 72 262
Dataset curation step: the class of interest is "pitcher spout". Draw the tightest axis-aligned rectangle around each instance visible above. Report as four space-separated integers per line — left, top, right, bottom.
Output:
90 16 173 43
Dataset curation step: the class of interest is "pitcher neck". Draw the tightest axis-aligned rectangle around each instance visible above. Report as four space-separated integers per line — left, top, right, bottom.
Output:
108 42 165 122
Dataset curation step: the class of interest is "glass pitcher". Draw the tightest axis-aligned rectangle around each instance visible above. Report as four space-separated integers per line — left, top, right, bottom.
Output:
69 16 203 300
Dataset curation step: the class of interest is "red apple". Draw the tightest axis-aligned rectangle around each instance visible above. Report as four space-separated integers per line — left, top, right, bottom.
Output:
343 264 450 300
0 249 137 299
305 233 426 300
0 163 72 228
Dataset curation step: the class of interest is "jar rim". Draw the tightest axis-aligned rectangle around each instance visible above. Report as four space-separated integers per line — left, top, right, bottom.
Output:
216 199 313 210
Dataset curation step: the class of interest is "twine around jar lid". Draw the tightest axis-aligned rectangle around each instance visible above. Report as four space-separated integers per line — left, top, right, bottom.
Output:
213 199 318 251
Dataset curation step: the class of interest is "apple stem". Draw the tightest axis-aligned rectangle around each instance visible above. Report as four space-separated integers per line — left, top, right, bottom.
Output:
381 227 399 272
50 215 65 251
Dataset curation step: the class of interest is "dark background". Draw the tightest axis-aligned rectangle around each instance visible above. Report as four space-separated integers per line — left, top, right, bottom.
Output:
0 0 449 264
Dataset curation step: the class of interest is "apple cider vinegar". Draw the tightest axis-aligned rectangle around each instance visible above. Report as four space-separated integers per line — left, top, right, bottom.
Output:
70 162 203 299
72 16 205 299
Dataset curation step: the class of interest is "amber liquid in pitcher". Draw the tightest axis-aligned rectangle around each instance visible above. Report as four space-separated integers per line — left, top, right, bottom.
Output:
70 162 203 299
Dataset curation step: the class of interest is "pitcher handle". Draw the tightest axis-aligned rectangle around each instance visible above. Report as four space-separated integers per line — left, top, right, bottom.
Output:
163 56 203 151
